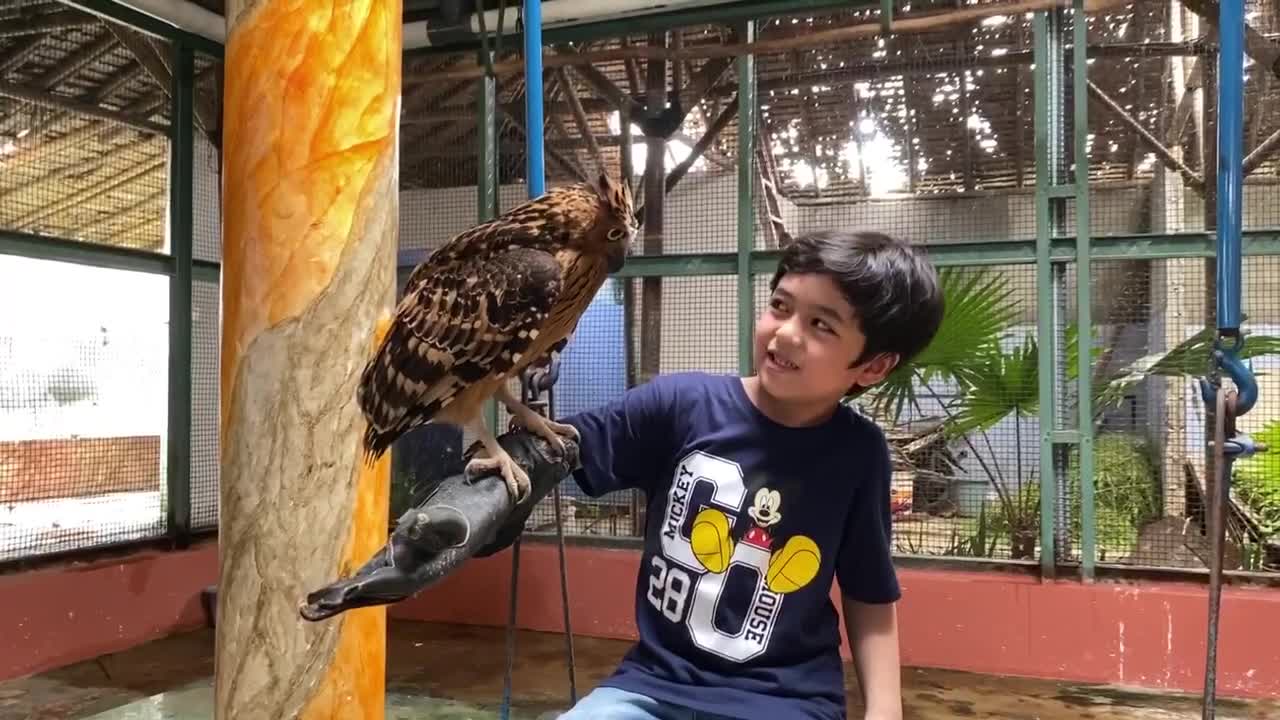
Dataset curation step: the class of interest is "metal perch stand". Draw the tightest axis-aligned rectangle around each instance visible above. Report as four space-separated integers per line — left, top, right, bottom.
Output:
298 425 579 622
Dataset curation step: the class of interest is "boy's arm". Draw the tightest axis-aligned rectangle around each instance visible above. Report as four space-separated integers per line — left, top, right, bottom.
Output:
835 422 903 720
556 375 678 498
843 596 902 720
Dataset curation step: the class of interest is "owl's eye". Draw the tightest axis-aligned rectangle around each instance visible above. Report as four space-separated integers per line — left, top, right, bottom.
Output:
607 227 626 241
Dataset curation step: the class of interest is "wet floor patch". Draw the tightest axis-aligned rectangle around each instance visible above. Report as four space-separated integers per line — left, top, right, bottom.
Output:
0 621 1275 720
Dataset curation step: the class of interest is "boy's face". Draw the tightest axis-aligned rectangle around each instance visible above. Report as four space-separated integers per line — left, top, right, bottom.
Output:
755 273 898 405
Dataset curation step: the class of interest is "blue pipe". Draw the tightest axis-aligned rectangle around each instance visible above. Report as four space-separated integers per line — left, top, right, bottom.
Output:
1203 0 1259 416
523 0 545 198
1216 0 1243 334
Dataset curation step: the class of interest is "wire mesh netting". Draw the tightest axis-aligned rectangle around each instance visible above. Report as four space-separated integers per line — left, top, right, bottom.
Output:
388 60 485 519
0 255 168 562
0 0 172 250
753 7 1040 244
191 276 218 530
1083 256 1212 568
839 261 1042 561
190 50 221 531
0 0 1276 577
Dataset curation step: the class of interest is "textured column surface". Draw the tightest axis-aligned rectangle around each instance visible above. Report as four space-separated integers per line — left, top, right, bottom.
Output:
216 0 401 717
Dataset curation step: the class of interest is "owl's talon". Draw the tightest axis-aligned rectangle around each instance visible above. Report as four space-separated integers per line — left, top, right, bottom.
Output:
464 450 531 505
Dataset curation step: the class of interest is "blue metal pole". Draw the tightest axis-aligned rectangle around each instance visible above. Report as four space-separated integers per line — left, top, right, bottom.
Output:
1216 0 1244 337
524 0 545 197
1201 0 1257 417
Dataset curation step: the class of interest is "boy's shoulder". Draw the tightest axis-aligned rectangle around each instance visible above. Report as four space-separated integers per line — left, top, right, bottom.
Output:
841 400 890 444
630 370 736 406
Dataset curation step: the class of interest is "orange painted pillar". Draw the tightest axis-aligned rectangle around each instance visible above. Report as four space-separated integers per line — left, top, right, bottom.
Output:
215 0 401 716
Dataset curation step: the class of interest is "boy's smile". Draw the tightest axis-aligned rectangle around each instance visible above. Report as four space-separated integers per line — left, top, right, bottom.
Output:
750 272 898 425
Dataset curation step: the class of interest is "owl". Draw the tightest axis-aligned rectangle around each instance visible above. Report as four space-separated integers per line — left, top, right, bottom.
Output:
357 172 637 502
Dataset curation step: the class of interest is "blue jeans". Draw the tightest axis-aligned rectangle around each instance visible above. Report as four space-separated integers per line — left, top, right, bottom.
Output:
555 686 740 720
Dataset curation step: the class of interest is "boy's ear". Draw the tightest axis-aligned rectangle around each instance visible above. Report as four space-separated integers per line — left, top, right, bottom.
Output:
851 352 899 387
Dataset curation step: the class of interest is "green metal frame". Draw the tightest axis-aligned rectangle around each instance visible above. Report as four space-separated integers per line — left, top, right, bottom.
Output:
736 20 756 376
1032 8 1058 579
477 56 500 434
166 39 196 546
0 229 218 281
596 231 1280 278
1072 0 1096 581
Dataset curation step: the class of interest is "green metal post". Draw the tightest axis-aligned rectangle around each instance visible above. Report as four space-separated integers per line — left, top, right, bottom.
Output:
1073 0 1095 580
1032 12 1057 577
478 61 498 222
166 39 195 546
478 59 500 430
737 19 756 376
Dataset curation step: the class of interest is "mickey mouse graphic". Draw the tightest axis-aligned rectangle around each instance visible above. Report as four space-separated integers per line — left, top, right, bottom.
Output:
690 487 822 595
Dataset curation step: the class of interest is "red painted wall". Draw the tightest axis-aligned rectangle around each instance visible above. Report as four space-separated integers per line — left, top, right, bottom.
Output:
1 539 1277 702
391 543 1280 701
0 540 218 682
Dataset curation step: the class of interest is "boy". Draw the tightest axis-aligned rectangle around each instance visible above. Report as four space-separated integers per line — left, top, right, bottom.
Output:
554 229 944 719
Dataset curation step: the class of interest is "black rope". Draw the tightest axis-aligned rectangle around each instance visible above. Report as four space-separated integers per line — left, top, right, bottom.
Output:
549 382 579 705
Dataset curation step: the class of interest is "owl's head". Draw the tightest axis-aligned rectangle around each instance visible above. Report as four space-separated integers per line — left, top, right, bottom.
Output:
590 172 638 272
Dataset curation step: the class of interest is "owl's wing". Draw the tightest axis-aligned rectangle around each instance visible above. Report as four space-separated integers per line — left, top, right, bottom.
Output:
358 242 562 457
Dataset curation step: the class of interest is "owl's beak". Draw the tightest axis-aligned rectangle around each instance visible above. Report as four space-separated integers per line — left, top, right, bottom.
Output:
607 238 629 273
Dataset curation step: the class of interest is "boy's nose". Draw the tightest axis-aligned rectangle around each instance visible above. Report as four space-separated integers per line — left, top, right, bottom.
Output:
776 318 803 346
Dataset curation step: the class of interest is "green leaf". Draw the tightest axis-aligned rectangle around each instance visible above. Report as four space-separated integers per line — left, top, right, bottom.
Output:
1105 325 1280 402
867 267 1021 423
1231 420 1280 538
946 333 1041 437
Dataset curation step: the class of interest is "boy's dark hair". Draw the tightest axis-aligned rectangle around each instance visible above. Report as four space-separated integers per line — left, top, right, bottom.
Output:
769 229 944 383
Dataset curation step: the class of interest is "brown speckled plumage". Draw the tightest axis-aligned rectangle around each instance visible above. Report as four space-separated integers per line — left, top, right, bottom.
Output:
356 173 636 498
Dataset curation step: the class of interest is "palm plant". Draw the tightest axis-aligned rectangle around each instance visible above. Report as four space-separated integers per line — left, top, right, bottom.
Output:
859 265 1280 560
860 267 1045 555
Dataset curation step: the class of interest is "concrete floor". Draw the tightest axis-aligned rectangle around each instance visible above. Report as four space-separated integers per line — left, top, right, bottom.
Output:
0 621 1275 720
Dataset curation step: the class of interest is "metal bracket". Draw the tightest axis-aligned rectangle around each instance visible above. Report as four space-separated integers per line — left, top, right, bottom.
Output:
1199 340 1258 417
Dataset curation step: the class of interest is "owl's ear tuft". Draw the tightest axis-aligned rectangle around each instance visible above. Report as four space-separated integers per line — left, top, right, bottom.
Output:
593 171 616 198
593 172 632 215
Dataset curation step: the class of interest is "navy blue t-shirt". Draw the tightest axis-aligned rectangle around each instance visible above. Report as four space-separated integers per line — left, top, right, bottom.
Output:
560 371 900 720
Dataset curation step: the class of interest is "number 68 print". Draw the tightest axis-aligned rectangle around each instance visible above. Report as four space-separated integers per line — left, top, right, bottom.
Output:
645 452 822 663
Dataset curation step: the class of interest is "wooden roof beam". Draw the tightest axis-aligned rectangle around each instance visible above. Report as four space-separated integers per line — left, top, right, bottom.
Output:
567 60 643 117
402 96 616 124
88 58 141 102
0 79 167 134
9 156 166 232
497 103 588 183
107 25 173 97
0 9 97 38
554 66 604 176
410 0 1133 80
1086 78 1205 194
1243 126 1280 176
1180 0 1280 80
31 30 116 91
0 34 44 75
